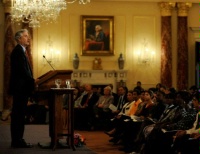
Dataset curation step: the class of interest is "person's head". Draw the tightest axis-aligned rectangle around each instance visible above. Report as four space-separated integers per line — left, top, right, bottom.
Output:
118 86 126 96
140 90 145 101
156 83 162 90
78 84 85 93
176 90 190 105
95 25 102 32
84 84 92 92
15 29 30 47
189 85 198 95
164 93 176 105
132 89 141 101
192 92 199 110
155 91 165 102
159 85 167 93
144 90 154 101
108 84 113 90
137 81 142 87
103 86 112 95
127 90 134 102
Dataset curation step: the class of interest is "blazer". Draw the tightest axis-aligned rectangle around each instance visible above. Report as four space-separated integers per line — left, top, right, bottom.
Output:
80 92 99 109
9 44 34 96
96 95 114 112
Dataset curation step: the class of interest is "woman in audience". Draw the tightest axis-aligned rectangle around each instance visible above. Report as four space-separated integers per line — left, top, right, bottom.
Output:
93 86 114 129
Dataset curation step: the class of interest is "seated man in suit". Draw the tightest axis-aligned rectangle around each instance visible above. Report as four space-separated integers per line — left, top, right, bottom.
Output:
74 84 99 130
112 86 128 116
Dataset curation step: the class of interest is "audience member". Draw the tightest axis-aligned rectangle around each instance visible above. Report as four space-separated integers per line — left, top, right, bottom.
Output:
112 86 128 115
133 81 144 92
93 86 114 129
74 84 99 130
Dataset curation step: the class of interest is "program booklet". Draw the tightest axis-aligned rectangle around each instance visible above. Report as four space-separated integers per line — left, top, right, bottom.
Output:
109 104 117 111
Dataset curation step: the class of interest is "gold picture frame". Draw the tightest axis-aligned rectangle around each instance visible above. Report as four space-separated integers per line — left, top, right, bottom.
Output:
81 15 114 56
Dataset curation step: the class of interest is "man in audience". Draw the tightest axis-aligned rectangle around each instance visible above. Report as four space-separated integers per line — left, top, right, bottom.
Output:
112 86 128 115
74 84 99 130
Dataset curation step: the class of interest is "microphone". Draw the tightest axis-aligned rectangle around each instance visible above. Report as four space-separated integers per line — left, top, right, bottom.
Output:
43 55 55 70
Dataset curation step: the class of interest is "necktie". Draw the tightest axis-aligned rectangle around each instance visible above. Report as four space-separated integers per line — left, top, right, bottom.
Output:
24 51 32 75
84 95 90 107
25 51 30 64
117 96 123 110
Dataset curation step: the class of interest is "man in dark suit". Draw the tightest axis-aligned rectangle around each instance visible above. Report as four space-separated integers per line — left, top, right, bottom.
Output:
9 29 35 148
113 86 128 114
74 84 99 130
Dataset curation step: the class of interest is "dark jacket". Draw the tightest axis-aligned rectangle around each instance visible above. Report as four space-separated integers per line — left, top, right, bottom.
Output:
9 44 34 96
81 92 99 110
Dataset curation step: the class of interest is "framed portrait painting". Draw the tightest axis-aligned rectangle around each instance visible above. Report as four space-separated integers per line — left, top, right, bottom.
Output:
81 15 114 56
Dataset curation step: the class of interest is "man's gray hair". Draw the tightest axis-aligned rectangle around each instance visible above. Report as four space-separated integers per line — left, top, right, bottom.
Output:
14 29 28 42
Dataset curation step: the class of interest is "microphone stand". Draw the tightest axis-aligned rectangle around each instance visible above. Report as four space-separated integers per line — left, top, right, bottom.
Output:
43 55 55 70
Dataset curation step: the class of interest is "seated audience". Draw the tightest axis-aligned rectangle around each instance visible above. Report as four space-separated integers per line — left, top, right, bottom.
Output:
104 90 141 137
117 90 155 152
171 92 199 154
141 91 197 154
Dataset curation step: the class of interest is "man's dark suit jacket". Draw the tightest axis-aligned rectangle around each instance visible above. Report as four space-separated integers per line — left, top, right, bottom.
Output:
113 94 128 111
80 92 99 110
9 44 34 96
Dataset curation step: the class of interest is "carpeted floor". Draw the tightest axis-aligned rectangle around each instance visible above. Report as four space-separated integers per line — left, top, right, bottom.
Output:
0 123 125 154
0 124 96 154
0 111 125 154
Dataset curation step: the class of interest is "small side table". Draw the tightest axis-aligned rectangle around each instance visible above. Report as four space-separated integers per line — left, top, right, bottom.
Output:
39 88 75 151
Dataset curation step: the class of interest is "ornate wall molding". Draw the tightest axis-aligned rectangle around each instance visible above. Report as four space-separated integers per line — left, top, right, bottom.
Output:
159 2 176 16
177 2 192 17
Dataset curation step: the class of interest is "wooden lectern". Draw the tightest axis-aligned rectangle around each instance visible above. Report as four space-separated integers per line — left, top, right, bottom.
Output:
35 70 75 150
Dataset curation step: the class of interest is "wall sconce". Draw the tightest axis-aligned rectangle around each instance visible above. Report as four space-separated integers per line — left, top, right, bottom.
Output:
136 38 155 65
42 36 61 67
